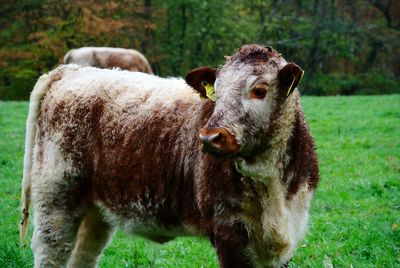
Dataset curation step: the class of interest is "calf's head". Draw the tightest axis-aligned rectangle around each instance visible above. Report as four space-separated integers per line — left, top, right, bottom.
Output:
186 44 304 157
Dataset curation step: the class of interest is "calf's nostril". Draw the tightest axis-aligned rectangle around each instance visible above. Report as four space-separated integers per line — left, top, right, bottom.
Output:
200 133 220 144
210 133 223 146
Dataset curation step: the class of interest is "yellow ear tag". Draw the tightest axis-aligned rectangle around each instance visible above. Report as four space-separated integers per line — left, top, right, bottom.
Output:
201 81 217 101
286 70 305 97
298 70 305 85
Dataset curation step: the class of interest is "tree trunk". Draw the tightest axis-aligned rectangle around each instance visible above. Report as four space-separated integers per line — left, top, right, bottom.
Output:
143 0 158 74
370 0 392 28
307 0 325 76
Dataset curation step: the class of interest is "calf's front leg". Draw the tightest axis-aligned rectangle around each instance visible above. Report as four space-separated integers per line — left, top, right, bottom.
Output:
211 221 252 268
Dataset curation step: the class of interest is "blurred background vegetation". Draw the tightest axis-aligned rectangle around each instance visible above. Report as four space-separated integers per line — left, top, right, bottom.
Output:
0 0 399 100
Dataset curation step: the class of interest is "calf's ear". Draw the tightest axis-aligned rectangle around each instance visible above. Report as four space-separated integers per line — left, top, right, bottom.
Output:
185 67 217 99
278 63 304 97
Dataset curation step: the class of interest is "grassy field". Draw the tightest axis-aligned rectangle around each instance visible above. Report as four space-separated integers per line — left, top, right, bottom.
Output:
0 95 399 267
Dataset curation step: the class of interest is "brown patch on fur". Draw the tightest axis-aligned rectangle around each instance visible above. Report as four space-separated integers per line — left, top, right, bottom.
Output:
47 96 105 168
228 44 280 64
105 54 130 70
36 67 68 166
283 108 319 199
105 53 153 74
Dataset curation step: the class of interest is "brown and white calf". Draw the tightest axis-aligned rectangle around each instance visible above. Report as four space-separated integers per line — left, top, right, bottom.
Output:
63 47 153 74
21 44 319 268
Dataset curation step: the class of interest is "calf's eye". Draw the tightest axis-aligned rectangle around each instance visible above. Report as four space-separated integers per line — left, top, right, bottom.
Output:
249 86 267 100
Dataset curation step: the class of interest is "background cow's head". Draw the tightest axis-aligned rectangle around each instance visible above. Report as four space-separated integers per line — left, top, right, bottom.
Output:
186 44 303 158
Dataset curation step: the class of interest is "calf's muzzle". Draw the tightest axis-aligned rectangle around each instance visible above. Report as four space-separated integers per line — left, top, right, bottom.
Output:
199 127 240 156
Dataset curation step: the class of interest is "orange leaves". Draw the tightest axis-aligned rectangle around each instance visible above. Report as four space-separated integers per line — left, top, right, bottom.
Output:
0 49 35 68
81 7 129 36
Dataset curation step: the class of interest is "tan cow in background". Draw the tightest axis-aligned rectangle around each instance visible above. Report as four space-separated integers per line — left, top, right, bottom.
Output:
63 47 153 74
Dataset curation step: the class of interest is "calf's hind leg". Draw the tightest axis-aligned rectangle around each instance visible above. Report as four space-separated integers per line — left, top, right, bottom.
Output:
30 142 91 268
31 182 84 268
68 207 115 268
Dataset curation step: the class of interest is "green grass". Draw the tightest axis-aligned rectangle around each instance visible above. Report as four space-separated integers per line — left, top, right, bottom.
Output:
0 95 399 267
